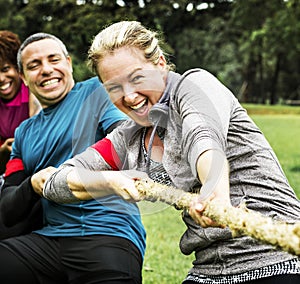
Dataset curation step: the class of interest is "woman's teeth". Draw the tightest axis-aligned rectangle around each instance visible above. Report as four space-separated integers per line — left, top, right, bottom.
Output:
0 82 11 90
131 100 146 110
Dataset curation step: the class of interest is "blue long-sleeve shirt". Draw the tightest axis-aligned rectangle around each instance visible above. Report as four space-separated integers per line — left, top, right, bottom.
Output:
1 77 146 257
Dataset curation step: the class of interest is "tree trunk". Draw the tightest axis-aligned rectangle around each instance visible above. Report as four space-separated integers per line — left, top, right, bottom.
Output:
269 53 282 105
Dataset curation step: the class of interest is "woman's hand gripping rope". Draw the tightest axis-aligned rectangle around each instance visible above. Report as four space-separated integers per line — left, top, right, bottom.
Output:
134 178 300 256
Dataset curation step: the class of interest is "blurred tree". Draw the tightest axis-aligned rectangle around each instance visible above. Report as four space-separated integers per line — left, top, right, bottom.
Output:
0 0 25 35
229 0 300 104
262 0 300 103
0 0 299 103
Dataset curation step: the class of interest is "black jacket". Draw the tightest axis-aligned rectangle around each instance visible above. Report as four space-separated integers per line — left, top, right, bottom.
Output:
0 170 42 240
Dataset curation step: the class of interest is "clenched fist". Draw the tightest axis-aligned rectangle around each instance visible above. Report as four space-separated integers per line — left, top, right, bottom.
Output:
31 166 57 196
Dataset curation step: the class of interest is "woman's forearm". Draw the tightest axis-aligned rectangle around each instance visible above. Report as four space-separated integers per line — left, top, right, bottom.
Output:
188 149 231 228
196 149 231 202
66 168 115 200
43 166 143 203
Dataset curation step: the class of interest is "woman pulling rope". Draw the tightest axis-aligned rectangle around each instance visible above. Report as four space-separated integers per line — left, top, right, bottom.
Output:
43 21 300 284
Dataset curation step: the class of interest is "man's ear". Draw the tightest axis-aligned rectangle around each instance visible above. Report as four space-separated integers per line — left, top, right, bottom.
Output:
19 73 28 86
67 55 73 73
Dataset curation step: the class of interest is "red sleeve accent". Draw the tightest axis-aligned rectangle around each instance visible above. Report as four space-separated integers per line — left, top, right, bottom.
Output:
5 158 25 177
91 138 122 170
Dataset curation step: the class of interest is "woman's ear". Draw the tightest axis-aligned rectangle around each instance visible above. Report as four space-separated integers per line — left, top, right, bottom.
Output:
158 54 167 68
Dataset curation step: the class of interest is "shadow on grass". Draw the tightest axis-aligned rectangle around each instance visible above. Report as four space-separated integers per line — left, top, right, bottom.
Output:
290 166 300 172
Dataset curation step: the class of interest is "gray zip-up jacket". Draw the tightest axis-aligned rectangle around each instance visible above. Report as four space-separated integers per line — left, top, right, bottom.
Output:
44 69 300 276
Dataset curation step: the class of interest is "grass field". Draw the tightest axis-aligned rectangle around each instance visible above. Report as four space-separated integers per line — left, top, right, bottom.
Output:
141 105 300 284
251 114 300 196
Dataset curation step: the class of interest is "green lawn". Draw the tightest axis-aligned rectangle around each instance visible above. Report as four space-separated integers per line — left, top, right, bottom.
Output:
251 114 300 197
141 110 300 284
140 203 193 284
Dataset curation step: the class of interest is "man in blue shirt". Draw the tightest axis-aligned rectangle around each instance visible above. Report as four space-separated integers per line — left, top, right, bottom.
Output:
0 33 146 284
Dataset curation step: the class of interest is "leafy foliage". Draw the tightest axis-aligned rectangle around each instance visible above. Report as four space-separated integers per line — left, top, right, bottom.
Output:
1 0 299 103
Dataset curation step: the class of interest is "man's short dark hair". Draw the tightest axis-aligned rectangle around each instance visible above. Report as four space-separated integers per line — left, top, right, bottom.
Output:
17 33 69 73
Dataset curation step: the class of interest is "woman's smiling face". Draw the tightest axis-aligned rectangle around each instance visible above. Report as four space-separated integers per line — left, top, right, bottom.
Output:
98 47 168 127
0 62 21 101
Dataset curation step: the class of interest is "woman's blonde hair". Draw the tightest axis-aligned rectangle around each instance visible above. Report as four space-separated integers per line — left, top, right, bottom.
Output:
88 21 173 74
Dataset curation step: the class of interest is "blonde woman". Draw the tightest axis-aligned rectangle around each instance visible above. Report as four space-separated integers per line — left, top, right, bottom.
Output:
43 21 300 284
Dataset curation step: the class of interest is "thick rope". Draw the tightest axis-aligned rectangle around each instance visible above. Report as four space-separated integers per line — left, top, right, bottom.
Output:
135 179 300 256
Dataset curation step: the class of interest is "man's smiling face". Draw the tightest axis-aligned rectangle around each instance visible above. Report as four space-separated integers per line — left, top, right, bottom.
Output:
20 38 74 108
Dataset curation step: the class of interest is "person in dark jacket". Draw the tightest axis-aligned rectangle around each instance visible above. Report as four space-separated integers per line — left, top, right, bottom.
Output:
0 30 41 240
